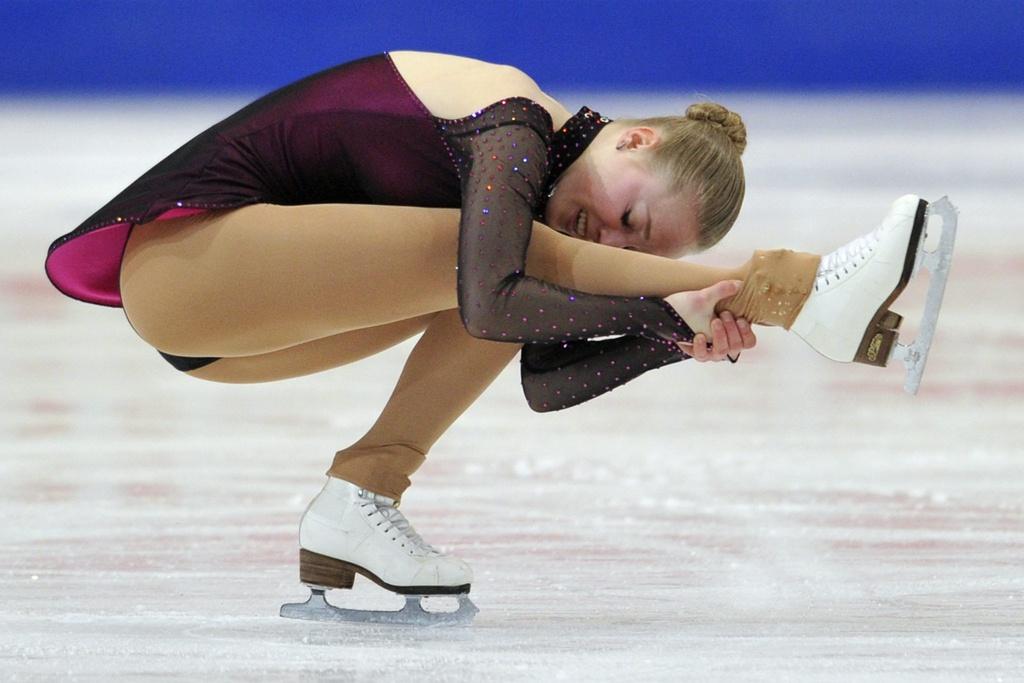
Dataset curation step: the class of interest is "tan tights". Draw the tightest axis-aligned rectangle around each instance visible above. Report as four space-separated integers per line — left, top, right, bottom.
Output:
119 203 819 499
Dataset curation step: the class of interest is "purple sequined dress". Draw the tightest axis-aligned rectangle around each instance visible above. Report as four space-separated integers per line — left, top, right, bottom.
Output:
44 52 692 411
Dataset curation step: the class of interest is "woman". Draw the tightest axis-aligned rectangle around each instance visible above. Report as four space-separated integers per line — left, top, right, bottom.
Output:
43 51 926 621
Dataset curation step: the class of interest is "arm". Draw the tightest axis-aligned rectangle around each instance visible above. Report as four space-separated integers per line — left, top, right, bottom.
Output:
521 289 757 412
444 98 694 348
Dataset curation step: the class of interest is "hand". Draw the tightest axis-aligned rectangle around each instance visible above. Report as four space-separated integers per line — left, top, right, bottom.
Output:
684 311 756 362
664 281 757 362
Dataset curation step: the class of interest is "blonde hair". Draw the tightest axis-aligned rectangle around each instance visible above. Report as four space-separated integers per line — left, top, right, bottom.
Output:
621 102 746 251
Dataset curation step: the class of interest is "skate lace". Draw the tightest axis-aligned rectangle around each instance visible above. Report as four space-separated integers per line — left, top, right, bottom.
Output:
358 489 443 556
814 228 882 291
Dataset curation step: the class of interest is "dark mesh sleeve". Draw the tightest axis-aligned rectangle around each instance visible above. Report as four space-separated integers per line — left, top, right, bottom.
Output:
442 99 694 349
521 337 688 412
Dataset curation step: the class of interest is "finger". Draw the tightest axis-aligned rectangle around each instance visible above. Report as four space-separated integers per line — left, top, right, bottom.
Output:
711 318 728 361
692 331 708 360
720 311 744 351
737 318 757 349
692 333 708 361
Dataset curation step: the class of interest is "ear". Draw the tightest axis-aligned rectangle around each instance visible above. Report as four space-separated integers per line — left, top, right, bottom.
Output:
616 126 659 151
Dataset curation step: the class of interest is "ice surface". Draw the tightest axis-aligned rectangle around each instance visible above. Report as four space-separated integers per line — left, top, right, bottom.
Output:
1 93 1022 680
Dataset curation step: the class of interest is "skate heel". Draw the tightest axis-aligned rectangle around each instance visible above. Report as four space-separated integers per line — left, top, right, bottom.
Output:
854 316 900 367
299 548 356 590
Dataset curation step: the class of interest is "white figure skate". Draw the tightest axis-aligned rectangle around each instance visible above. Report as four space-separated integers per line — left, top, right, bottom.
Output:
280 477 478 626
791 194 958 394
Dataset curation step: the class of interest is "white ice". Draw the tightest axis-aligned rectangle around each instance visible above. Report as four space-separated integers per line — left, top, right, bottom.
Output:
1 92 1022 681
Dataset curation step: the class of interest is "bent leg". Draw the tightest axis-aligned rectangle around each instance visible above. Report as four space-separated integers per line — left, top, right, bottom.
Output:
120 203 768 359
119 204 815 500
182 306 517 499
327 309 520 500
525 224 819 327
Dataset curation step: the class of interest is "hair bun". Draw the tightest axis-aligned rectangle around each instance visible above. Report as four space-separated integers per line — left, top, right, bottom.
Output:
685 102 747 155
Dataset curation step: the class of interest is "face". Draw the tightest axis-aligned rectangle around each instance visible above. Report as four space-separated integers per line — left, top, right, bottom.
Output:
542 125 699 258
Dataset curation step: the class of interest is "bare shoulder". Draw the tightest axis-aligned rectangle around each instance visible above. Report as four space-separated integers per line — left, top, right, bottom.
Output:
389 51 573 129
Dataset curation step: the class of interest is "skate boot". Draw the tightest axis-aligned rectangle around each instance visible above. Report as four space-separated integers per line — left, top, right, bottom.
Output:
790 194 958 393
280 477 478 625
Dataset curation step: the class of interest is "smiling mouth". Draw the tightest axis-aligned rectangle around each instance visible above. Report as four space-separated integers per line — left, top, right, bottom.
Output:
570 209 588 239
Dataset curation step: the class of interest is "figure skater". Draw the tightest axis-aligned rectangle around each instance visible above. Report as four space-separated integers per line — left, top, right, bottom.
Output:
44 52 947 624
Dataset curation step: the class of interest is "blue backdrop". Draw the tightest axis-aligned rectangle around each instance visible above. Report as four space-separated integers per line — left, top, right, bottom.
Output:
3 0 1022 92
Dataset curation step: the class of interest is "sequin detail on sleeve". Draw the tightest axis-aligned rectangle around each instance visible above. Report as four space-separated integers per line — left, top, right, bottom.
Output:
440 98 694 353
521 337 687 412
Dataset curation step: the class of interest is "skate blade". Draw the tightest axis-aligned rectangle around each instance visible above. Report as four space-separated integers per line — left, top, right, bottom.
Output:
889 196 959 395
280 588 479 626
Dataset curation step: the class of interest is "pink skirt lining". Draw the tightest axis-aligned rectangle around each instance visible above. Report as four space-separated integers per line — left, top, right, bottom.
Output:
44 207 209 308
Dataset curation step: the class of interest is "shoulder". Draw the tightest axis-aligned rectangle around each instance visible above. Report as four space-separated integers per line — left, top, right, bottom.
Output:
389 51 573 129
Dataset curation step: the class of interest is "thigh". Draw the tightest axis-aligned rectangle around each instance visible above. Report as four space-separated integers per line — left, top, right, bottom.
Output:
120 203 464 357
185 312 436 384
